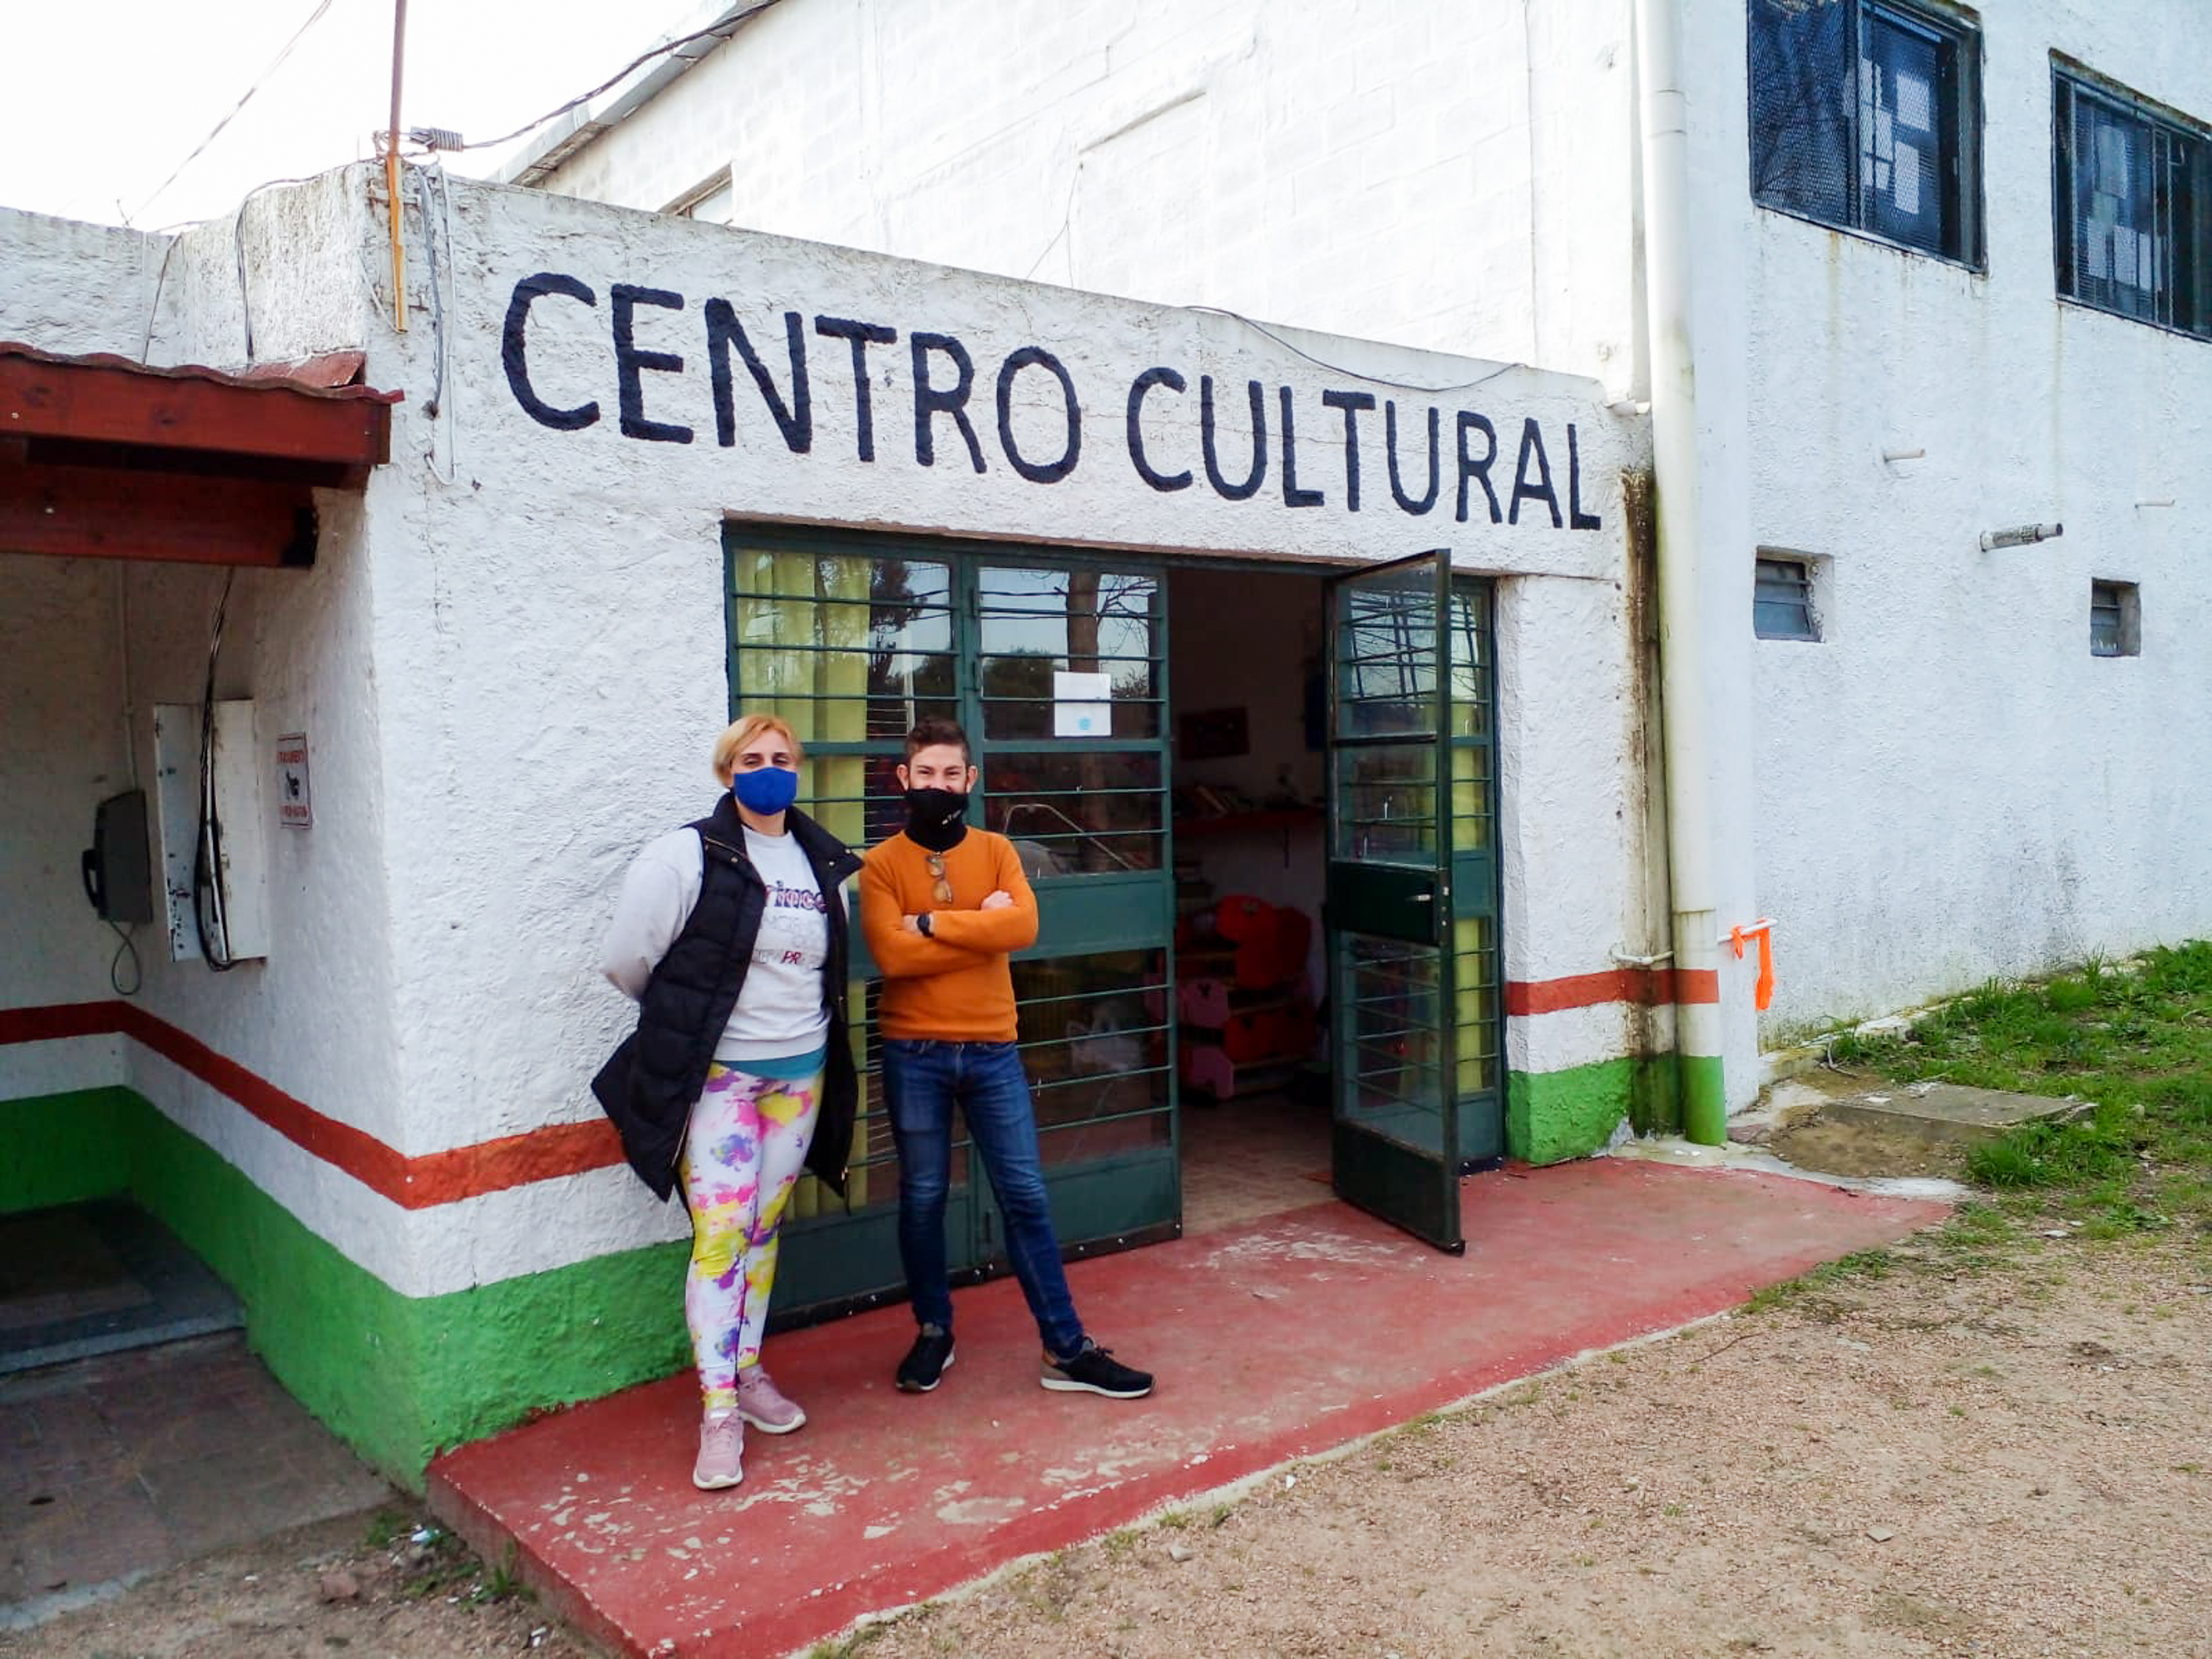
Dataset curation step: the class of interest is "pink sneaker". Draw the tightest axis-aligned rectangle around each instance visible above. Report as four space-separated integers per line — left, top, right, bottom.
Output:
692 1408 744 1489
735 1366 807 1434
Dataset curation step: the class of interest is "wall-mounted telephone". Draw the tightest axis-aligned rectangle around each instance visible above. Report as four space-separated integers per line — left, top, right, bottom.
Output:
83 788 156 925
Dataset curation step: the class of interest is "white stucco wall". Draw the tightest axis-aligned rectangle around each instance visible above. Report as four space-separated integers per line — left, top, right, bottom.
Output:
1740 1 2212 1033
337 171 1644 1288
0 181 410 1283
0 556 134 1100
521 0 1643 398
529 0 2212 1098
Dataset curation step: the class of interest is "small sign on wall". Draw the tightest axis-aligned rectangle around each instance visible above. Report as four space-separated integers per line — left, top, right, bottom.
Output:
275 731 312 828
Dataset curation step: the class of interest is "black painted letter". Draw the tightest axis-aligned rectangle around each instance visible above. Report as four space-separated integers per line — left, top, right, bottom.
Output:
813 316 897 462
1322 390 1377 513
911 334 986 473
1279 386 1323 508
1509 418 1563 527
1200 378 1267 500
611 285 693 445
703 303 811 453
995 347 1082 483
1126 367 1191 492
1455 411 1501 524
1567 422 1603 530
501 273 599 432
1385 401 1441 515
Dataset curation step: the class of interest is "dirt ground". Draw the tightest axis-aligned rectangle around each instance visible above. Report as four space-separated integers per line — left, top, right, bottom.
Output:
845 1224 2212 1659
0 1508 602 1659
6 1224 2208 1659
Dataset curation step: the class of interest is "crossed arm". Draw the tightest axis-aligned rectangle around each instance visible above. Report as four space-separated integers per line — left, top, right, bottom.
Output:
857 841 1040 979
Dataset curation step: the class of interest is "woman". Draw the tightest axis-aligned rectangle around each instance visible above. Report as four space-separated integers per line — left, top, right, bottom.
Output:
594 714 860 1491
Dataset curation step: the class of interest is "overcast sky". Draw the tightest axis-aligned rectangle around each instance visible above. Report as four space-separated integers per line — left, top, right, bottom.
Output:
0 0 679 229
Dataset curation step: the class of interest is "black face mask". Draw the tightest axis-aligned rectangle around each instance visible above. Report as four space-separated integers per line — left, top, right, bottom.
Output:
902 787 970 852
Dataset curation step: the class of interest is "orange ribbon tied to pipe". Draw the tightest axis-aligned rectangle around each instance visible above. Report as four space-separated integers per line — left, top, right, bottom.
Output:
1728 919 1776 1012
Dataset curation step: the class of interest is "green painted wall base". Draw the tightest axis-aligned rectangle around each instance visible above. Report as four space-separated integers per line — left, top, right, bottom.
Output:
7 1042 1731 1478
1 1088 133 1213
3 1087 692 1485
1509 1054 1682 1165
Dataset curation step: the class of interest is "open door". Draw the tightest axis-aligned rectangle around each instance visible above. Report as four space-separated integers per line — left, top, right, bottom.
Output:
1324 551 1464 1252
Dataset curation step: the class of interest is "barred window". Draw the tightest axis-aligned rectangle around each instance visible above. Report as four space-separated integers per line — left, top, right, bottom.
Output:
1749 0 1980 266
2053 70 2212 340
1753 556 1820 642
2090 581 2140 658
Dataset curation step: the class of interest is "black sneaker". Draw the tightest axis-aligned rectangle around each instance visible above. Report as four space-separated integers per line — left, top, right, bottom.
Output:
895 1325 955 1393
1041 1339 1152 1399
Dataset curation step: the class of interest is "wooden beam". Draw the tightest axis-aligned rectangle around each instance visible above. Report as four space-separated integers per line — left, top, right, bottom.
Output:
0 354 391 468
0 461 319 568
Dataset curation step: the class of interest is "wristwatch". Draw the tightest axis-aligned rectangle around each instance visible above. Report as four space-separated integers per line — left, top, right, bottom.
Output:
917 912 934 938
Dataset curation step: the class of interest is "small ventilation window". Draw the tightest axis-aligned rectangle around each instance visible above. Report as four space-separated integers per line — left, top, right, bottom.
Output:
1754 556 1820 641
2090 580 2140 657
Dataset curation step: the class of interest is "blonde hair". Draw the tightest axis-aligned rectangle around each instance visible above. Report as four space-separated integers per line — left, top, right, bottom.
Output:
711 713 804 783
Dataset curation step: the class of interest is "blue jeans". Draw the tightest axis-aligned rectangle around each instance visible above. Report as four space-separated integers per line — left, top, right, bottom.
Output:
883 1039 1084 1359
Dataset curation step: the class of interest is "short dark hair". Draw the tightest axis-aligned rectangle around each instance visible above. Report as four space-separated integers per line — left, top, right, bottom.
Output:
903 717 971 765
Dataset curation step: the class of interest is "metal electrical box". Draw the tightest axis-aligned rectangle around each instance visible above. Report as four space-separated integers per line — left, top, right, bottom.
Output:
151 701 271 964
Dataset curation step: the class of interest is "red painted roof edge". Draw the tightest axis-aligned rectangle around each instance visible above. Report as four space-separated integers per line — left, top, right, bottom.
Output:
0 341 403 404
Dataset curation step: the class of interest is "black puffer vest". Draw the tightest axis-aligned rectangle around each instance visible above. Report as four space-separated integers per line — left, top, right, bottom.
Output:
592 796 863 1202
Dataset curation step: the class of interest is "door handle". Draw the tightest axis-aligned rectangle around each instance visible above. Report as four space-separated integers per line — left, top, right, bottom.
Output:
1408 893 1435 903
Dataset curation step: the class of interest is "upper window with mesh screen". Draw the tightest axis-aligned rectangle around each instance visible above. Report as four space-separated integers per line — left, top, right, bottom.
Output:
2053 66 2212 341
1748 0 1983 268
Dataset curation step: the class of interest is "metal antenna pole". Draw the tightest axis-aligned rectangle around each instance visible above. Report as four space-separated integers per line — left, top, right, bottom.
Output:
386 0 408 332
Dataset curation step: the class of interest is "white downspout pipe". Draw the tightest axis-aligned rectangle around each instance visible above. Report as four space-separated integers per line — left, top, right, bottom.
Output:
1633 0 1726 1142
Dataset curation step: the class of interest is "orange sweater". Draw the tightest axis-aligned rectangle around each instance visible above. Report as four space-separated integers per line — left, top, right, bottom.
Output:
858 830 1040 1041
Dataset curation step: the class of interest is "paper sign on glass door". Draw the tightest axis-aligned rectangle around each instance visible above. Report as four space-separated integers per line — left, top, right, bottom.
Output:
1052 671 1113 737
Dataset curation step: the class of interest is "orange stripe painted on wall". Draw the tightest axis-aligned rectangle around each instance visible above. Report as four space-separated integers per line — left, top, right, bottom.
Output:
8 968 1722 1206
3 1001 623 1209
1503 966 1720 1015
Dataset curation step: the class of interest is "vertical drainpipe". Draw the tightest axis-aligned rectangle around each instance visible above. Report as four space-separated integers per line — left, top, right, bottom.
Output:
1632 0 1728 1144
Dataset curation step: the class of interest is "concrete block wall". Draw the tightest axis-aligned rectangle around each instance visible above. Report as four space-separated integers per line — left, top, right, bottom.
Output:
533 0 1644 397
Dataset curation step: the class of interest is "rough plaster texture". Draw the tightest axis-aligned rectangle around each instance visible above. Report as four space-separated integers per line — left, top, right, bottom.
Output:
525 0 2212 1088
0 209 170 357
528 0 1643 397
352 170 1644 1264
1 167 1646 1303
1 178 408 1291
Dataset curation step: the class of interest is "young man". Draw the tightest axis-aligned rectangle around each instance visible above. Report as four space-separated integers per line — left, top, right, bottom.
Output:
858 717 1153 1400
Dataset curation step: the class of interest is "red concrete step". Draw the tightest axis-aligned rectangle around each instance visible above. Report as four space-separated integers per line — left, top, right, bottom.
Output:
428 1161 1946 1659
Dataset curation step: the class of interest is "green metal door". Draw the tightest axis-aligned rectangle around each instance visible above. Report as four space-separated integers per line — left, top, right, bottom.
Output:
1324 553 1503 1253
723 528 1177 1324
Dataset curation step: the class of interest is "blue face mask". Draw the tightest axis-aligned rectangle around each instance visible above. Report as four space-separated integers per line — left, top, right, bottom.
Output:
731 765 800 815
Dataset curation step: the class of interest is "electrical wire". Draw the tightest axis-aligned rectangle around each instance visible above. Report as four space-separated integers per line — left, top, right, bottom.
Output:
139 236 182 364
412 159 460 483
131 0 341 226
216 172 323 361
1182 306 1528 395
108 922 144 997
454 1 783 155
193 571 239 973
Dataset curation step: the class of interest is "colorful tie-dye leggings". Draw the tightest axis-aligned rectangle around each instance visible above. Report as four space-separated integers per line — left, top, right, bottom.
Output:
678 1060 822 1410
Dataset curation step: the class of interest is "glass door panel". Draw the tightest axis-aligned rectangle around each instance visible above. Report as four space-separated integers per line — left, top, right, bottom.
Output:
729 529 1178 1320
1326 551 1462 1251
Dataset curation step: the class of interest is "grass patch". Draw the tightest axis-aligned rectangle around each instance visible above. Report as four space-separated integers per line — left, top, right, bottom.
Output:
1831 942 2212 1235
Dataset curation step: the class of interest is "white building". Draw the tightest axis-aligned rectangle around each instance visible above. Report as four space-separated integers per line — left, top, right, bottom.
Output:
3 154 1647 1475
515 0 2212 1110
2 0 2204 1481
